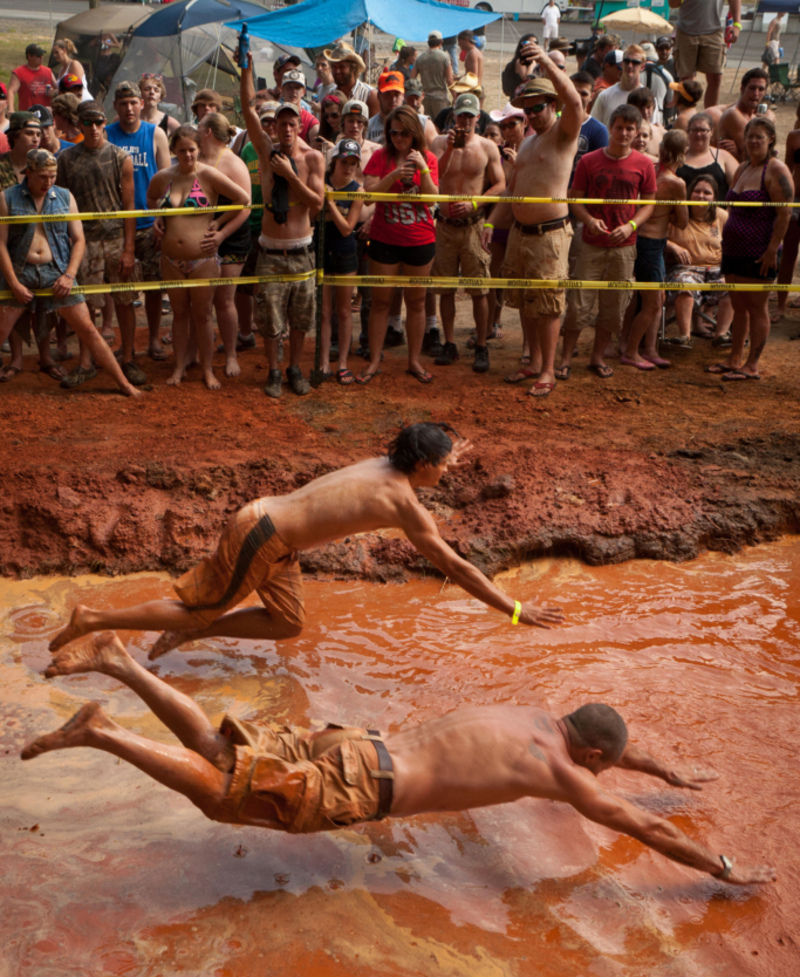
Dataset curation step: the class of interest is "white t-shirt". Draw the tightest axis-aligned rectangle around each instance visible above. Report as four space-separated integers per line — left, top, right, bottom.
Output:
543 4 561 34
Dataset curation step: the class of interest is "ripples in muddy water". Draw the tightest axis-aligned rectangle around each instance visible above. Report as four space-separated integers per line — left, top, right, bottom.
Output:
2 546 799 976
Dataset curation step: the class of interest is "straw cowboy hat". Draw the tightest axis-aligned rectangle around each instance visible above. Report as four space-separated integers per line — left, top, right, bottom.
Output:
323 41 366 74
450 72 482 95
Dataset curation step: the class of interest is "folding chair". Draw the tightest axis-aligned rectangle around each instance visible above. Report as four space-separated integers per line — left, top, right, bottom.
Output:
768 63 800 102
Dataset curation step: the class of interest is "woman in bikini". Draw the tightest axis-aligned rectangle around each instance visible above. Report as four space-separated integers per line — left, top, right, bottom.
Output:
197 112 252 378
139 73 180 138
710 117 793 381
52 39 90 101
147 125 249 390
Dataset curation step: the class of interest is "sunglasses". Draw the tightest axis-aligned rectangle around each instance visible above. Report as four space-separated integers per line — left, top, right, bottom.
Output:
523 102 550 115
688 127 711 134
389 129 411 137
623 58 643 66
498 119 521 127
80 118 106 127
141 73 164 82
324 111 341 118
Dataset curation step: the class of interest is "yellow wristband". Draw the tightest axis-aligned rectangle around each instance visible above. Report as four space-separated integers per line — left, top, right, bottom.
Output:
472 200 477 210
511 600 521 625
483 221 495 229
419 167 430 174
629 220 637 230
733 22 742 29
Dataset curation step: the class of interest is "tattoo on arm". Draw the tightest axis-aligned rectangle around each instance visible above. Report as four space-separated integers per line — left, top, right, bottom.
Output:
528 741 546 762
777 173 794 202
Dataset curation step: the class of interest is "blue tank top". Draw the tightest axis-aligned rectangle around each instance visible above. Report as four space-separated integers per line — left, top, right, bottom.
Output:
105 120 158 230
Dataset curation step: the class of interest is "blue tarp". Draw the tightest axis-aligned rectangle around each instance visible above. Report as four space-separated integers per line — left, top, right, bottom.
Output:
135 0 282 38
758 1 800 12
225 0 501 49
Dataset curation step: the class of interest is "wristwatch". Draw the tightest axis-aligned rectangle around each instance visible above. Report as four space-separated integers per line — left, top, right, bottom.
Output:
717 854 733 879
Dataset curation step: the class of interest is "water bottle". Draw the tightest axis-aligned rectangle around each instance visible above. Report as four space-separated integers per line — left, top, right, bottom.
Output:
238 23 250 68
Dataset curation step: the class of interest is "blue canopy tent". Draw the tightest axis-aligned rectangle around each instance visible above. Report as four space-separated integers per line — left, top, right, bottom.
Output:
104 0 312 120
225 0 501 49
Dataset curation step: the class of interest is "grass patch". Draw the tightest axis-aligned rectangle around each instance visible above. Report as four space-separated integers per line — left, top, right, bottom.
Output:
0 24 55 88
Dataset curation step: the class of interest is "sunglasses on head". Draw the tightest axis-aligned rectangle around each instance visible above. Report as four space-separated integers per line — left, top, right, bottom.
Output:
524 102 550 115
141 73 163 82
623 58 643 66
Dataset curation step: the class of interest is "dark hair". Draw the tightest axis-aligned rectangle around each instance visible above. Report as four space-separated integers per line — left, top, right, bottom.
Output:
170 124 200 152
513 33 538 60
384 105 426 158
563 703 628 763
744 116 778 157
570 71 594 87
741 67 769 90
458 30 475 43
626 86 655 110
675 79 703 107
687 174 719 223
609 104 642 128
388 423 458 473
396 46 416 66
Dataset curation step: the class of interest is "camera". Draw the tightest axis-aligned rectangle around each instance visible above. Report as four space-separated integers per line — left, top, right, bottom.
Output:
453 131 466 149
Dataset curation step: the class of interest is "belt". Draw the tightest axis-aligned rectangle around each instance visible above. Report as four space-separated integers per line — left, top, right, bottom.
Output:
515 216 570 236
364 729 394 820
437 210 483 228
260 243 314 256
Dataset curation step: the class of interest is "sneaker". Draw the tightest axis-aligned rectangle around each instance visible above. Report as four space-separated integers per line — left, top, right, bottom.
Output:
422 327 443 357
286 365 310 396
384 327 405 348
434 341 459 366
121 361 148 386
60 365 97 389
263 368 283 398
472 344 490 373
236 332 256 351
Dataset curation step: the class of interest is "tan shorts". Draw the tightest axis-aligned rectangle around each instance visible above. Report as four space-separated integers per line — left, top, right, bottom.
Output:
216 720 388 833
134 227 161 283
431 220 490 295
173 499 305 631
253 247 316 339
567 240 635 335
500 222 572 317
674 26 726 78
79 235 138 309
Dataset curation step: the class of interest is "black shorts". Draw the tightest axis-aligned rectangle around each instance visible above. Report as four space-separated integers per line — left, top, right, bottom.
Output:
237 242 260 295
367 238 436 267
323 247 358 275
721 253 777 282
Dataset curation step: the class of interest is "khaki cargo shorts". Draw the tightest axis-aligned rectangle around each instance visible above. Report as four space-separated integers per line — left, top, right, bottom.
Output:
79 235 138 309
674 27 726 78
253 247 316 340
501 222 572 317
431 220 491 295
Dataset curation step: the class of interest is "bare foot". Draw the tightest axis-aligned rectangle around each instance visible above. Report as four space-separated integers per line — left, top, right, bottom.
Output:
166 370 184 387
225 357 241 378
49 604 95 652
203 371 222 391
21 701 108 760
123 385 145 398
45 631 130 679
148 629 197 660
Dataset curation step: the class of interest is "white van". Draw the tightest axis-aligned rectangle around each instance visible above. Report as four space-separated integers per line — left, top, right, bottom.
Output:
438 0 565 16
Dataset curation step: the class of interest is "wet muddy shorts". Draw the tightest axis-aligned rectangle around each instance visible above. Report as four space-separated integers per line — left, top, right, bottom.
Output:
501 222 572 317
134 227 161 283
253 246 316 339
0 260 84 314
79 235 139 310
215 718 394 833
431 220 491 295
173 500 305 631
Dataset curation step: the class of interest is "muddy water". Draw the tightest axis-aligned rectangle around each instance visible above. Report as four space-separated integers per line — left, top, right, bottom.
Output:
2 544 800 977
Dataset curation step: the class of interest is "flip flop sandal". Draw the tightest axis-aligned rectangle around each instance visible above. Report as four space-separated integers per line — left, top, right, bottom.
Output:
0 365 23 382
554 365 571 381
336 368 355 385
39 364 68 380
704 362 731 375
148 347 168 361
504 368 540 384
355 369 381 385
587 364 614 379
529 381 555 397
406 368 433 384
722 369 760 381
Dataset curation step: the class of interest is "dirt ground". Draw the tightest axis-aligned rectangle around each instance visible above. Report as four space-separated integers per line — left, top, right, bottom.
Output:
2 60 800 582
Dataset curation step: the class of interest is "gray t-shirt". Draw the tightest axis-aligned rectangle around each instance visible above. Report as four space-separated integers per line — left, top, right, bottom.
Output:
415 47 451 100
677 0 725 36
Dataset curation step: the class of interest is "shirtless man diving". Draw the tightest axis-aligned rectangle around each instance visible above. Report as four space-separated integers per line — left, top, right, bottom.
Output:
49 423 564 658
431 92 505 372
24 630 775 888
240 53 324 399
481 44 583 398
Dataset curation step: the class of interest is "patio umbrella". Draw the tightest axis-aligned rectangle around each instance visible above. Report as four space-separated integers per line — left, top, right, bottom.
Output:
600 8 672 32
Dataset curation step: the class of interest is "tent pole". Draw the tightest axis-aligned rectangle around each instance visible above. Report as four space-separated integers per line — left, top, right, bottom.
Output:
500 14 504 105
730 22 751 94
212 24 221 91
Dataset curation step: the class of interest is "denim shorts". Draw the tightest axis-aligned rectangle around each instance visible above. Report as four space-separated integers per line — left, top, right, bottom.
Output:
0 260 84 313
634 236 666 284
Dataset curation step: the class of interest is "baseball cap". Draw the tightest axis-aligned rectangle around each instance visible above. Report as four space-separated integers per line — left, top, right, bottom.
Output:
0 83 7 100
281 68 306 90
428 30 443 41
453 92 480 116
604 50 624 66
342 99 369 122
26 148 57 170
114 80 141 100
511 77 558 109
59 74 84 93
8 111 42 132
77 100 107 122
29 104 54 128
26 44 45 58
641 42 657 61
275 102 300 117
259 100 281 120
274 53 301 72
378 70 404 94
332 138 361 159
405 78 423 95
656 35 673 49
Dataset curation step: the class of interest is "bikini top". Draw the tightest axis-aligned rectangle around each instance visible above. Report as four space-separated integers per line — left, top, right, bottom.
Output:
158 175 210 210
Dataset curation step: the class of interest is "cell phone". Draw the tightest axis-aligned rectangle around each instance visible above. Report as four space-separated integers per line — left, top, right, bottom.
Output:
453 131 466 149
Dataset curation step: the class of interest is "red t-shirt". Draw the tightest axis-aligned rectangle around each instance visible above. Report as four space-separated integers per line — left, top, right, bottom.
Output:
572 147 657 247
363 147 439 246
299 108 317 142
12 64 56 110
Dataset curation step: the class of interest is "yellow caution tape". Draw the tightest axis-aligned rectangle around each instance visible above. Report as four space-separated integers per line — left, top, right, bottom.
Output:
0 204 258 225
0 272 794 302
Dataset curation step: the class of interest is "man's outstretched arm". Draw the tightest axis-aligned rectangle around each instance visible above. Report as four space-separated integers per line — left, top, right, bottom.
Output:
616 743 718 790
568 774 776 885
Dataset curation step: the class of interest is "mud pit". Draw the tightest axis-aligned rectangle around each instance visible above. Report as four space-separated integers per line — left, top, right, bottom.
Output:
2 300 800 580
4 545 800 977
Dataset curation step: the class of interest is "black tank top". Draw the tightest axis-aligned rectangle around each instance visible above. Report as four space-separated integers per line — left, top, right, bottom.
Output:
677 150 728 201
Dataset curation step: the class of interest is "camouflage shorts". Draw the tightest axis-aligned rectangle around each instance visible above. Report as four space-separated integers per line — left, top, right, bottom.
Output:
253 247 316 339
79 235 139 309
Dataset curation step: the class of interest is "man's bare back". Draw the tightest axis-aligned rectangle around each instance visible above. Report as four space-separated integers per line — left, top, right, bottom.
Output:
638 167 686 240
